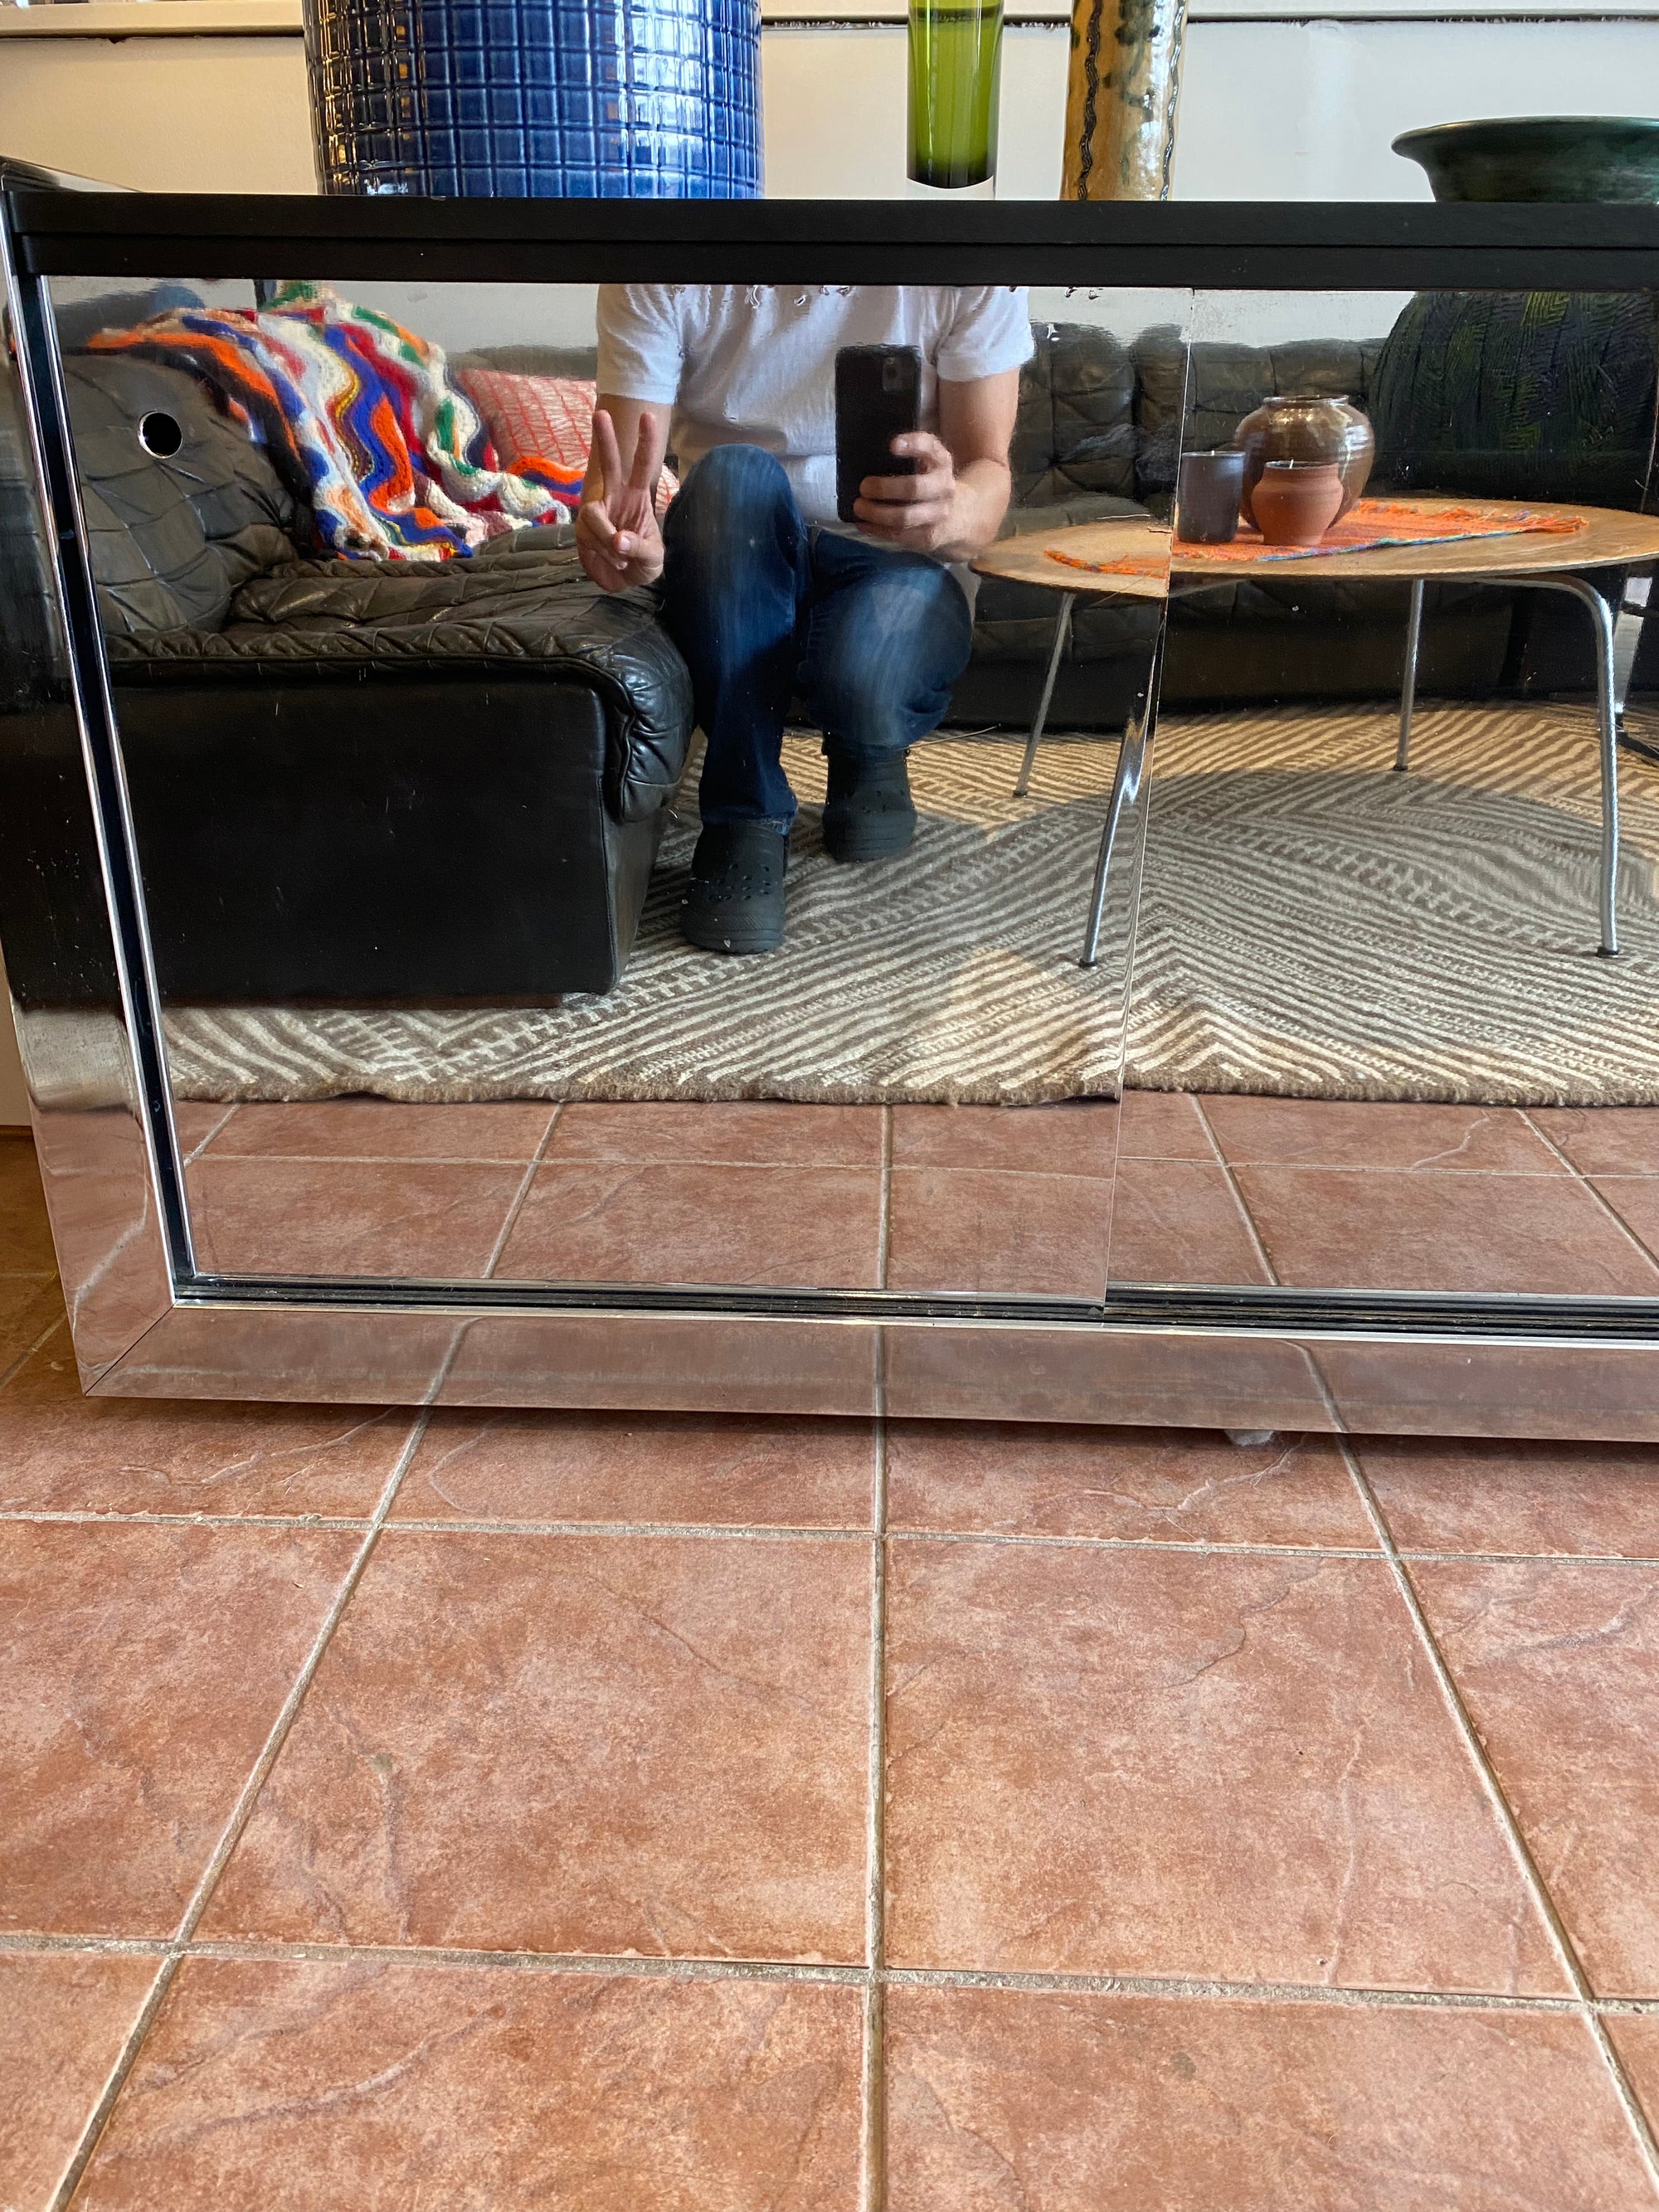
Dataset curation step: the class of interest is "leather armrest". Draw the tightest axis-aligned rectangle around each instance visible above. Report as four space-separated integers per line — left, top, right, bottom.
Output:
107 534 693 824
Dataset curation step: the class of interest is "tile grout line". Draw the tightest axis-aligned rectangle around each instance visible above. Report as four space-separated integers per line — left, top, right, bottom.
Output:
1190 1096 1282 1286
0 1310 67 1398
1292 1339 1350 1439
1516 1109 1659 1274
45 1407 436 2212
17 1500 1659 1568
192 1150 574 1169
877 1106 893 1294
862 1333 889 2210
180 1103 239 1165
1338 1437 1659 2193
480 1105 567 1281
865 1106 891 2212
22 1923 1659 2013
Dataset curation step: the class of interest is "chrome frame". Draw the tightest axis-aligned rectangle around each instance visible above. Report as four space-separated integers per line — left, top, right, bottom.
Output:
8 191 1659 1434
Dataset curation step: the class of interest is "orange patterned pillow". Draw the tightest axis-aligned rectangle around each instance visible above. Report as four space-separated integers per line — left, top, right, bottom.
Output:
455 370 678 515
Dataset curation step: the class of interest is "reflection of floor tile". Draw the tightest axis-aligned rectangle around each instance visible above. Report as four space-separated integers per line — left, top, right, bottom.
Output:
891 1102 1118 1177
202 1099 557 1162
547 1099 883 1167
1593 1178 1659 1265
0 1276 65 1378
887 1986 1653 2212
1204 1097 1564 1174
886 1421 1371 1548
393 1407 876 1528
1118 1088 1217 1160
1234 1166 1659 1295
1107 1156 1271 1285
0 1335 416 1519
886 1169 1111 1297
0 1951 161 2212
1358 1435 1659 1559
439 1309 882 1420
0 1132 59 1273
24 1159 170 1373
75 1958 864 2212
496 1160 883 1289
203 1530 873 1963
883 1539 1560 1991
1531 1106 1659 1176
1413 1558 1659 1996
1 1521 358 1937
171 1102 236 1159
187 1156 527 1279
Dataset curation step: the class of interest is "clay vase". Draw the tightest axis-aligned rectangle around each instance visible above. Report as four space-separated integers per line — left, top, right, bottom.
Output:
1234 392 1374 526
1252 459 1345 547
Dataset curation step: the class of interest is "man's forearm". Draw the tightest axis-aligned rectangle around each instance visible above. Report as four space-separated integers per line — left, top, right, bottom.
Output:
939 458 1014 562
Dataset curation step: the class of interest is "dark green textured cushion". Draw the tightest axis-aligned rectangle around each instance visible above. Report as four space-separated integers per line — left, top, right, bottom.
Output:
1371 290 1659 512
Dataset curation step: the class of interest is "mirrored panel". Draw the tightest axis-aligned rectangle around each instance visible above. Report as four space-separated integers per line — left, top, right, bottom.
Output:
1107 284 1659 1298
36 271 1189 1298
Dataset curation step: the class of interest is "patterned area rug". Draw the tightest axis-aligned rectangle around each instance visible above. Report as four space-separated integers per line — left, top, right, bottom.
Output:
25 703 1659 1108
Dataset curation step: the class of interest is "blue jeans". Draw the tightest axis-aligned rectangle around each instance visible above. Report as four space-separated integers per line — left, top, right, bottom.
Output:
659 443 975 828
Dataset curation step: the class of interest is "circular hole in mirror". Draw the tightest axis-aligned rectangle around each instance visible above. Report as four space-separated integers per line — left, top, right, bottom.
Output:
137 410 183 459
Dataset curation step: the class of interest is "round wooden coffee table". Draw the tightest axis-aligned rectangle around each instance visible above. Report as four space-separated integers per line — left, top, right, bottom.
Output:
975 497 1659 960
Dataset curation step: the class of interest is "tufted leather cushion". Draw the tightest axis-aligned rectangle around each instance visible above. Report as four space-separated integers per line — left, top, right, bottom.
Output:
65 353 298 637
1010 321 1140 508
105 533 693 824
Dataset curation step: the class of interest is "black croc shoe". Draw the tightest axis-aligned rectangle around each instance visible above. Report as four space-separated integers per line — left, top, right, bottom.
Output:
682 821 790 954
822 748 917 863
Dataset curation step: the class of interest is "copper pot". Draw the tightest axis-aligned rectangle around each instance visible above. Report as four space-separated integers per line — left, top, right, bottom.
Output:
1234 392 1374 526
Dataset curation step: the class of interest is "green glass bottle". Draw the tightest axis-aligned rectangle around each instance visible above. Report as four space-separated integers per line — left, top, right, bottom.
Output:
907 0 1003 192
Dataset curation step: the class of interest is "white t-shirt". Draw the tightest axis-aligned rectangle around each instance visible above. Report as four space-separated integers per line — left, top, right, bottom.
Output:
596 284 1034 588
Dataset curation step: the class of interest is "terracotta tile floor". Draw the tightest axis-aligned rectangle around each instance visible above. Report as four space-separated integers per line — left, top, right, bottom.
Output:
160 1094 1659 1296
9 1129 1659 2205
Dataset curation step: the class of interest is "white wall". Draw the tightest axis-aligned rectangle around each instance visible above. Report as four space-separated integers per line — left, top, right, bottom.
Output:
5 6 1659 205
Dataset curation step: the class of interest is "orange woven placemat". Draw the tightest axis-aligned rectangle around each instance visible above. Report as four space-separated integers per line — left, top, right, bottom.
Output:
1046 498 1588 580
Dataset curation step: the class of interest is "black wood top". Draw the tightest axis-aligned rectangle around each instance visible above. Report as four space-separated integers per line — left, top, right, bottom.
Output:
8 192 1659 289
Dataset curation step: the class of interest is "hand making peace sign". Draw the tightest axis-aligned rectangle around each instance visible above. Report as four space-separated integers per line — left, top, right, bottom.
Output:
576 405 669 591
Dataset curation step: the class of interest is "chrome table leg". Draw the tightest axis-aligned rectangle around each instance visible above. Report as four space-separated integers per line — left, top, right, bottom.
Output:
1395 576 1424 771
1014 591 1075 798
1080 687 1152 969
1520 576 1621 956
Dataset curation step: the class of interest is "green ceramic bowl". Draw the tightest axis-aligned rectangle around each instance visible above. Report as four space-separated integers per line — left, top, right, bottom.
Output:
1393 115 1659 202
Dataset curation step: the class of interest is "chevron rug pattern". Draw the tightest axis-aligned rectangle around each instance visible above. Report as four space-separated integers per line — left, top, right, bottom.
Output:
50 703 1659 1111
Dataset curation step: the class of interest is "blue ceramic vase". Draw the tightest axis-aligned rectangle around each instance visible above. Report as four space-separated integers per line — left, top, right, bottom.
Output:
303 0 763 197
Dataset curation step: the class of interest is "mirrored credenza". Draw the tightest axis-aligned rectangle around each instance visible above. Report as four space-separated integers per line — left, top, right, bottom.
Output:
7 189 1659 1437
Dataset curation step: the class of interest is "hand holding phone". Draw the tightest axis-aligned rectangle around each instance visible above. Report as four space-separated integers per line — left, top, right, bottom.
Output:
835 344 922 525
834 343 964 552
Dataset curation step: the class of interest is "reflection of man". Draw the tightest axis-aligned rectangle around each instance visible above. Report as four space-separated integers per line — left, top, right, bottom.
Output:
578 286 1032 953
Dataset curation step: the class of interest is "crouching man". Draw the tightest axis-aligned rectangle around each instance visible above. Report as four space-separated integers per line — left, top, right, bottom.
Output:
577 284 1030 953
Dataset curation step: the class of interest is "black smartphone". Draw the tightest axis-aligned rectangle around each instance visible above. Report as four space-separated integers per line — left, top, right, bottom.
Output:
835 344 922 524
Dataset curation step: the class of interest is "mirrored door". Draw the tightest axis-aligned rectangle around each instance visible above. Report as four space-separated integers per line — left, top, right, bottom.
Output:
1108 283 1659 1302
32 270 1191 1302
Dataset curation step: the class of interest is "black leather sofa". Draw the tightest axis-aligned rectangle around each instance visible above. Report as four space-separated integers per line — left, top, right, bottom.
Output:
2 348 692 1009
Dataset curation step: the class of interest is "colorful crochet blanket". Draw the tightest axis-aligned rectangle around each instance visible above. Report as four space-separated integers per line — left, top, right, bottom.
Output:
89 284 575 561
